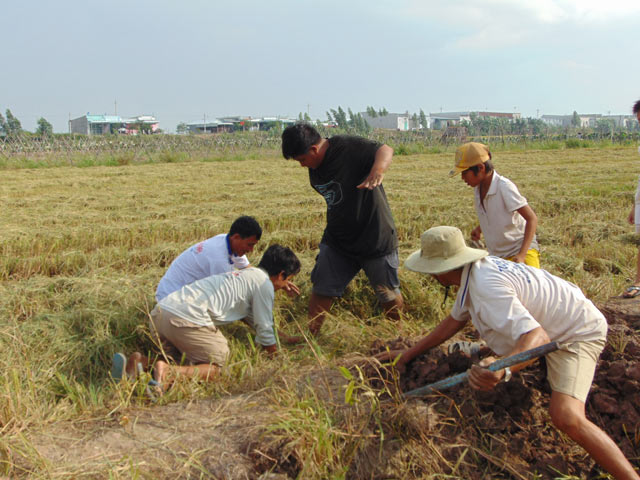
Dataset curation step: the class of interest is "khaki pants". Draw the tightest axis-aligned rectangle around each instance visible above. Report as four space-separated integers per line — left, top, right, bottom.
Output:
150 305 230 366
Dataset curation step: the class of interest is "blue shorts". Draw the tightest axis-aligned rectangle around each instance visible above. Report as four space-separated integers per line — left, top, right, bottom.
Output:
310 243 401 303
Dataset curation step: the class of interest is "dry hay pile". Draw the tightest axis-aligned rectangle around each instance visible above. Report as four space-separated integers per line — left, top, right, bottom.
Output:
367 301 640 479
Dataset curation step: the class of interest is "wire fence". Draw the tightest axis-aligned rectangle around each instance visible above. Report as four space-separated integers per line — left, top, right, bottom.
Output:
1 129 638 168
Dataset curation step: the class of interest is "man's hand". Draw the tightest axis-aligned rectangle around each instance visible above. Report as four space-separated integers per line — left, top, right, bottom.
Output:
357 170 384 190
467 356 503 391
283 280 300 297
512 252 526 264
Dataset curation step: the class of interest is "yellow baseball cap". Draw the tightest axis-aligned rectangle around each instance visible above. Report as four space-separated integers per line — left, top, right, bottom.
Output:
449 142 490 177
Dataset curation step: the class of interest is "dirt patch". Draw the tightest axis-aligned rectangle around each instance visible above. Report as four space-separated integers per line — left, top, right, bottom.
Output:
11 366 348 479
366 298 640 479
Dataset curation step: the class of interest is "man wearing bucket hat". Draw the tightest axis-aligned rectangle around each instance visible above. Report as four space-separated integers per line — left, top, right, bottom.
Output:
451 142 540 268
377 226 638 479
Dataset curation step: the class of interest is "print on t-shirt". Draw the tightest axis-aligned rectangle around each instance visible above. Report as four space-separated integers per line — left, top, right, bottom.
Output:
314 180 343 209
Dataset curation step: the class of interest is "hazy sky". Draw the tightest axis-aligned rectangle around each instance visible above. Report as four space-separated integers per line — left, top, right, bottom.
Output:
3 0 640 133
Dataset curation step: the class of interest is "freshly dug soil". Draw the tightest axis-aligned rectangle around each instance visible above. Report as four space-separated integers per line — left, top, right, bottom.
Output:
368 302 640 479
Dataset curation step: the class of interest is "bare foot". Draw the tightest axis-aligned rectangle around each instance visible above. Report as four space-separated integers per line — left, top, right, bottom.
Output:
126 352 146 379
153 360 170 385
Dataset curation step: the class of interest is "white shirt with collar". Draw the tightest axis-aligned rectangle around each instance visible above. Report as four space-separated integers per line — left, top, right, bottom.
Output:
474 172 539 258
159 267 277 347
450 257 607 356
156 234 250 301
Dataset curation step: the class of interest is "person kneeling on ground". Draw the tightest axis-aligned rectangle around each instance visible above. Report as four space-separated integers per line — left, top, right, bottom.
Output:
376 226 639 480
113 244 301 389
155 215 299 302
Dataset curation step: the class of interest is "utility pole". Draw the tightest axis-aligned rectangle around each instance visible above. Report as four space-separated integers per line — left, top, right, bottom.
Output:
114 100 117 116
203 113 206 134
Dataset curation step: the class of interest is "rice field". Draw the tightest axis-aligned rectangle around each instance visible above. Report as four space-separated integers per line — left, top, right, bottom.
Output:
1 143 638 478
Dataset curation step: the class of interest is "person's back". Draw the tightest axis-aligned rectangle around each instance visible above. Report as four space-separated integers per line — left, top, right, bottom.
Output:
159 266 277 346
155 234 248 301
155 216 262 302
455 256 606 356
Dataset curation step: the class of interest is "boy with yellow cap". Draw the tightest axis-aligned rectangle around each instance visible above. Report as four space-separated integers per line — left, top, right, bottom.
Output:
450 142 540 267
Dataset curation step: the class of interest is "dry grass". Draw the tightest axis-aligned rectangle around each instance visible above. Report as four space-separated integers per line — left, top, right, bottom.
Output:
0 144 637 478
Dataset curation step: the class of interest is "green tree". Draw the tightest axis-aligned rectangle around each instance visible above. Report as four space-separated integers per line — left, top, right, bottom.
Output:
330 106 348 129
176 122 188 134
5 109 22 136
419 109 428 130
36 117 53 136
378 107 388 116
0 112 7 136
411 113 418 130
571 111 580 127
595 118 615 136
366 106 378 118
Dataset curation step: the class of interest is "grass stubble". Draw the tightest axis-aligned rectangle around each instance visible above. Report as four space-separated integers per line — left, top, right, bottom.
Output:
0 144 637 478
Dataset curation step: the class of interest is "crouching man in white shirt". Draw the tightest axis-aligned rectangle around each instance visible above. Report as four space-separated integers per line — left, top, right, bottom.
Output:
377 226 639 480
127 244 300 388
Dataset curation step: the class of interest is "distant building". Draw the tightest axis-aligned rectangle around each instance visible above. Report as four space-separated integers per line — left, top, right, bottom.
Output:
186 119 233 134
360 112 417 131
540 115 571 127
248 116 296 131
123 115 159 134
186 116 296 134
429 111 521 130
70 114 123 135
541 114 600 128
602 114 637 128
429 112 471 130
69 114 159 135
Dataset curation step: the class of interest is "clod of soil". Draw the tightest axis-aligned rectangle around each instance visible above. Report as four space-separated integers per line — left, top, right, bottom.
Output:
368 298 640 479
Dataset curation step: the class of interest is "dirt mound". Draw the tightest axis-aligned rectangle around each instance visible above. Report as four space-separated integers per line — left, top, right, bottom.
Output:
368 301 640 479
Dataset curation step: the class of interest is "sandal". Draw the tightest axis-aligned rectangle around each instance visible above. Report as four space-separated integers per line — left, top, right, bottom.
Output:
111 353 127 382
447 341 483 356
622 285 640 298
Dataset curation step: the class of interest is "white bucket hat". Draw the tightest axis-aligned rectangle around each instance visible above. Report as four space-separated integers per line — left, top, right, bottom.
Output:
405 226 488 274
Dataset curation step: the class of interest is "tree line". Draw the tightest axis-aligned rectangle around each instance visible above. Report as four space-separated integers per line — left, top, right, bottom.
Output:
0 109 53 137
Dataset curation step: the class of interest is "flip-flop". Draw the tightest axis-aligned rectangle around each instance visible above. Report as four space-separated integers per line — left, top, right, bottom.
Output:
111 353 127 382
623 285 640 298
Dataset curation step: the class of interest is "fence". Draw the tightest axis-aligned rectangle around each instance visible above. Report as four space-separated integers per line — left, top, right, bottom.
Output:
1 129 638 168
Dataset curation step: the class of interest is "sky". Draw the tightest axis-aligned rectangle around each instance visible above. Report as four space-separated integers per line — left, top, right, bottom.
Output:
3 0 640 133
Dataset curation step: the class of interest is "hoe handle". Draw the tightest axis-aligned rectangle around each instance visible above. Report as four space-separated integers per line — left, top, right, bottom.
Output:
404 341 560 398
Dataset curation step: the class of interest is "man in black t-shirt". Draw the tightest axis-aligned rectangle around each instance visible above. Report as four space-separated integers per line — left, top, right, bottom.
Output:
282 123 404 336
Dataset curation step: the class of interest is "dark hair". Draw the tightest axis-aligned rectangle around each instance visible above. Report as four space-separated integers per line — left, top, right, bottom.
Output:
258 244 301 278
468 159 494 175
229 216 262 240
633 100 640 115
281 123 321 159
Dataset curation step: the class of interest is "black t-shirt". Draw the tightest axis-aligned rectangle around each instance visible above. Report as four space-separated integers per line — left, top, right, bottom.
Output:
309 135 398 258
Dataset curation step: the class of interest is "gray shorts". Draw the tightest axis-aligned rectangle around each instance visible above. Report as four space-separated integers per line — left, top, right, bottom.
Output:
310 243 401 303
